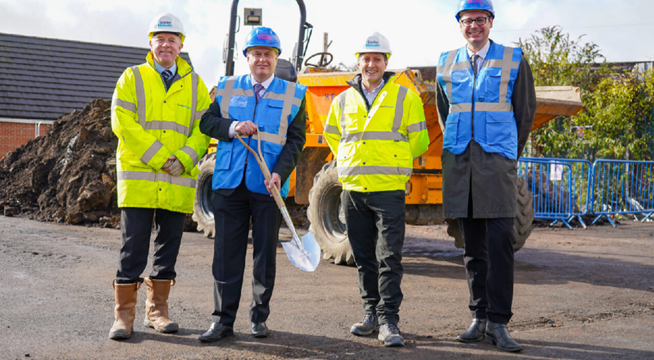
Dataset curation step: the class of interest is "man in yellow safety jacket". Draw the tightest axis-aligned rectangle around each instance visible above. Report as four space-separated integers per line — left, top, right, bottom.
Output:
324 32 429 347
108 12 211 340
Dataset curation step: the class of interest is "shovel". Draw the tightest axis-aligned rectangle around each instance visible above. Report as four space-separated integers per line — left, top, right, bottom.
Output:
234 132 321 272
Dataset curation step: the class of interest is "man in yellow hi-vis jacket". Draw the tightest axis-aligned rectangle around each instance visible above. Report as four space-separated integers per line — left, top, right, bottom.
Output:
108 13 210 340
324 32 429 347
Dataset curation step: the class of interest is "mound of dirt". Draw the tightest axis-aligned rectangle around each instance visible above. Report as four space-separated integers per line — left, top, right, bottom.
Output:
0 99 120 227
0 98 198 231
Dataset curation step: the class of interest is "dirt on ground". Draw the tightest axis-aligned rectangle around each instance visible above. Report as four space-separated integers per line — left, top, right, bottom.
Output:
1 215 653 360
0 98 119 227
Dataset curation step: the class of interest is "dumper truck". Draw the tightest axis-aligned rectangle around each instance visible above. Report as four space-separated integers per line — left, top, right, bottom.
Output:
192 0 584 264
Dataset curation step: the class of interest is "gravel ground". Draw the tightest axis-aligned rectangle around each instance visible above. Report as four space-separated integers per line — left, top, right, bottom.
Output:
1 215 653 359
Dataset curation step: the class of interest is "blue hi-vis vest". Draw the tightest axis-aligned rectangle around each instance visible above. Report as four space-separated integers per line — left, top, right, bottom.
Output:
212 75 307 196
437 42 522 159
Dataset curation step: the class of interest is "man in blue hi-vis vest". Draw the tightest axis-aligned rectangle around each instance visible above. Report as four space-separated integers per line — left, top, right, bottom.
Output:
197 26 307 342
436 0 536 352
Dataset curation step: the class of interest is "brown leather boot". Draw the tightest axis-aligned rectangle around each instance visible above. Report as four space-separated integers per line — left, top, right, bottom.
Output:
143 278 179 333
109 281 140 340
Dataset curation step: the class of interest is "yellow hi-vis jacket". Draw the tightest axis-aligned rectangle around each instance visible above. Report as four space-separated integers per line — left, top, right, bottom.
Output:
324 74 430 192
111 52 211 213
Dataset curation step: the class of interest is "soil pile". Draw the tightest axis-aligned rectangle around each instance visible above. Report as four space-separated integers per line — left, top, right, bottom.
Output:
0 99 121 227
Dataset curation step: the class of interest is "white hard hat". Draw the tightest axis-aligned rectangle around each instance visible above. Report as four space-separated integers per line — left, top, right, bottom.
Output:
355 32 392 59
148 13 186 42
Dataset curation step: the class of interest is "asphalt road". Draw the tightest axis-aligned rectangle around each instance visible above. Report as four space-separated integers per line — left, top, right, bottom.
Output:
1 215 653 359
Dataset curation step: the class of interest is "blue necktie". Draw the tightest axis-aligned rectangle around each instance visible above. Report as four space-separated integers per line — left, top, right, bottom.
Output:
254 83 264 102
162 69 173 82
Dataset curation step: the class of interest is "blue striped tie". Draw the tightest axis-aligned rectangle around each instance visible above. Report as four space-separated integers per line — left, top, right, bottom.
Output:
162 69 173 82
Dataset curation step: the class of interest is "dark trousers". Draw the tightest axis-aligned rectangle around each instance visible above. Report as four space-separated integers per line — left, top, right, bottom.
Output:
341 190 405 325
210 181 280 325
458 211 514 324
116 207 186 284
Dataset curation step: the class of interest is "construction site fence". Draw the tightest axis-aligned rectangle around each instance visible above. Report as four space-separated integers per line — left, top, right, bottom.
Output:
518 158 654 228
518 157 592 229
589 159 654 226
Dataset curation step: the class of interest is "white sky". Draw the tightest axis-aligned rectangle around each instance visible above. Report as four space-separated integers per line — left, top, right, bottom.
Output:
0 0 651 86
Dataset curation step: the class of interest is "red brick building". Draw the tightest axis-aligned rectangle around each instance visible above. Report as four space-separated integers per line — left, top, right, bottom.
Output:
0 33 193 158
0 120 50 157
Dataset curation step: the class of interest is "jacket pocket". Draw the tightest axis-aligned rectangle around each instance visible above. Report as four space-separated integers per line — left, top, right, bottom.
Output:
262 100 284 133
443 112 461 146
379 143 412 175
214 141 233 170
485 112 516 147
343 105 361 133
484 68 502 102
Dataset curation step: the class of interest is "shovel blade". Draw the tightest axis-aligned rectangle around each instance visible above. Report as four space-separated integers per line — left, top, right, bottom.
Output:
281 231 321 272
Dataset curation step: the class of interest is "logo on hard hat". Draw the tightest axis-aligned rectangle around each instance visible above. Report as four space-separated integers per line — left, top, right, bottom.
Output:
366 38 380 47
257 34 273 40
158 16 173 27
467 0 482 3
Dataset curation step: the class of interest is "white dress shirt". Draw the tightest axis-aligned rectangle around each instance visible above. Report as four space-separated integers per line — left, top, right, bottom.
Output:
466 40 490 73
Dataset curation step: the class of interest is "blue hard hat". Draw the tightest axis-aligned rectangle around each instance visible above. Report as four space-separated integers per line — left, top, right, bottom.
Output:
456 0 495 22
242 27 282 56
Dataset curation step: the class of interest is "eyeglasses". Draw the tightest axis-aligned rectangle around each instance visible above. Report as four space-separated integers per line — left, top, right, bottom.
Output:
460 17 489 27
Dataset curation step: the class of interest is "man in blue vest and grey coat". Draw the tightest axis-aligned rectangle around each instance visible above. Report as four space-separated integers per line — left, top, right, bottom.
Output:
436 0 536 352
197 26 307 342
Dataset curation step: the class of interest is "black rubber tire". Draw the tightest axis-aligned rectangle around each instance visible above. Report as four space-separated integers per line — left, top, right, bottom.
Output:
192 153 216 238
513 177 534 251
307 161 355 265
446 177 534 252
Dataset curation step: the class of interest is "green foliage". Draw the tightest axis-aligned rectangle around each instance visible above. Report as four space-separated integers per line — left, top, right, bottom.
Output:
518 26 654 160
517 25 609 92
577 71 654 160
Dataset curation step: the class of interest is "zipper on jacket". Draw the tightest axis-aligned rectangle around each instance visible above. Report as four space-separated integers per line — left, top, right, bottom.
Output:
471 63 476 139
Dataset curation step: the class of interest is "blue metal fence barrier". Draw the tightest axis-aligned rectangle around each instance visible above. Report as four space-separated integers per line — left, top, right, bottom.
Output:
590 159 654 226
518 157 592 229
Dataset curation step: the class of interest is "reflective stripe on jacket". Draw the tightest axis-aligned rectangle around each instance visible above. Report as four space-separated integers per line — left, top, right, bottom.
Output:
111 52 211 213
324 74 429 192
437 42 522 159
212 75 307 197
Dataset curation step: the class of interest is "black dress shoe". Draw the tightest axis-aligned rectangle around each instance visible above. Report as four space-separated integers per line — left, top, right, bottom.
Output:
251 322 270 338
485 321 523 352
457 318 487 343
198 322 234 343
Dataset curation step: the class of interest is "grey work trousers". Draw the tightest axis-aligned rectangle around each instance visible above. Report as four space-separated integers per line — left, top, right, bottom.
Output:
341 190 405 325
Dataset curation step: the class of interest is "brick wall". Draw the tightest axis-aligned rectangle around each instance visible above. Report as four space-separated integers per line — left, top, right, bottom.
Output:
0 122 51 159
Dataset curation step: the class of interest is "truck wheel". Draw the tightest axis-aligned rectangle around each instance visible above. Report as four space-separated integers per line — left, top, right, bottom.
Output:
446 177 534 252
513 177 534 251
307 161 355 265
192 153 216 238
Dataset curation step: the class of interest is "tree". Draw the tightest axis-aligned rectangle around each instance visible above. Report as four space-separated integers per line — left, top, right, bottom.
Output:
517 26 654 161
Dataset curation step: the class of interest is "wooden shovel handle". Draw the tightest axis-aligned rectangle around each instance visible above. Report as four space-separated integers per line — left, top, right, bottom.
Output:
234 132 287 210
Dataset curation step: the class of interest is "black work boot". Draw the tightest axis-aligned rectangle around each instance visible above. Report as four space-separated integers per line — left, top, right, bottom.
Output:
350 313 379 336
485 321 523 352
457 318 487 343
